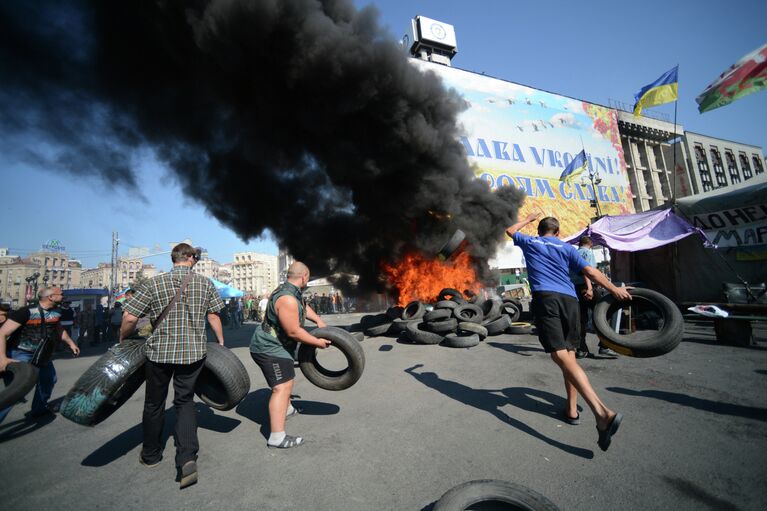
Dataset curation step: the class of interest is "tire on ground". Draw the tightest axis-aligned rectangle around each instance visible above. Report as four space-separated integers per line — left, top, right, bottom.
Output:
195 343 251 411
441 333 480 348
402 301 426 320
424 308 453 322
386 306 405 320
297 327 365 391
485 315 513 336
434 300 459 310
406 321 444 345
438 288 466 304
453 303 484 323
457 322 488 339
391 318 420 334
424 318 458 334
480 298 503 323
361 313 390 329
0 362 39 410
592 288 684 358
501 302 521 323
507 322 535 335
60 339 147 426
434 479 560 511
364 321 393 337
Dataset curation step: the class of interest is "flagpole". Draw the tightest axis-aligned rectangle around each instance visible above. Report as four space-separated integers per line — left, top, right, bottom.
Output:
671 64 678 206
580 135 602 218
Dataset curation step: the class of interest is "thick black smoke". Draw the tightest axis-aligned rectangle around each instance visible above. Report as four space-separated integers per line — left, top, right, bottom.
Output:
0 0 524 293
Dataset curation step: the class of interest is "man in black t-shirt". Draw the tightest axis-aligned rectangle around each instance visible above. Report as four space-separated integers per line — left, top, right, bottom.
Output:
0 287 80 423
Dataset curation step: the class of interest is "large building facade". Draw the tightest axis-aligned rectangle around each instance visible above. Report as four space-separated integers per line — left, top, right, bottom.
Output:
80 258 158 291
231 252 278 296
0 248 83 307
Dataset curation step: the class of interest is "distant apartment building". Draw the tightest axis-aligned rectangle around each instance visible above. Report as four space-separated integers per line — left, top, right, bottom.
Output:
80 258 159 291
192 250 228 282
0 247 82 306
231 252 278 296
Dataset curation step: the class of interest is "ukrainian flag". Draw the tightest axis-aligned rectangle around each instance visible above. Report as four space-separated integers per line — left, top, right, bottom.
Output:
560 150 588 185
633 66 678 116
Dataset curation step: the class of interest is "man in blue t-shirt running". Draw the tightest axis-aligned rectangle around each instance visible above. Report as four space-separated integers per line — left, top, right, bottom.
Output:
506 213 631 452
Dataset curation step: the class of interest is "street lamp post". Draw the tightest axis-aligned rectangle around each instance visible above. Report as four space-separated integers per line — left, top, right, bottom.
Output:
581 164 603 220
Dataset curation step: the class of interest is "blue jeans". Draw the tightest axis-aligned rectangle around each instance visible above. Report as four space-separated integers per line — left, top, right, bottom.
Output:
0 349 57 424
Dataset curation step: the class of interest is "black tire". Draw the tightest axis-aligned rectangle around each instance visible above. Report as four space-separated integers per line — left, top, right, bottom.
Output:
424 308 453 322
434 479 560 511
438 229 466 260
434 300 459 310
592 288 684 358
364 321 393 337
297 327 365 391
402 300 426 320
485 315 513 336
457 322 488 339
502 302 521 323
361 313 390 329
507 322 535 335
453 303 484 323
351 331 364 342
386 306 404 320
406 321 444 345
391 318 419 334
438 288 466 303
425 318 458 334
0 362 39 410
481 298 503 322
441 333 480 348
195 343 251 411
61 339 147 426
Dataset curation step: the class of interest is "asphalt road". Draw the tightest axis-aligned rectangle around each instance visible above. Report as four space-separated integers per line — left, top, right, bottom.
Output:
1 315 766 510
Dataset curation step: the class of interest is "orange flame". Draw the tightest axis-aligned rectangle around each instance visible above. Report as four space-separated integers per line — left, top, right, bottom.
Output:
381 251 480 305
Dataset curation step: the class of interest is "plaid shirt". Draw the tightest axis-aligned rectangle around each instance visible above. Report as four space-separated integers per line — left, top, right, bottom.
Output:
124 265 224 364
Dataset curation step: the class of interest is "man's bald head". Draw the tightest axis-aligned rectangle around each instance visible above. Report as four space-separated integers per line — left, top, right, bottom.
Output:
287 261 310 288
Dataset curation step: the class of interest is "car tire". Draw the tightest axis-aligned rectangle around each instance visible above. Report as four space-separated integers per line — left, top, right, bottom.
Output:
480 298 503 323
195 343 251 411
364 321 393 337
457 322 488 339
425 318 458 334
0 362 39 410
61 339 147 426
434 479 560 511
453 304 484 323
441 333 480 348
401 301 426 320
406 321 445 345
592 288 684 357
485 315 513 336
507 322 535 335
297 327 365 391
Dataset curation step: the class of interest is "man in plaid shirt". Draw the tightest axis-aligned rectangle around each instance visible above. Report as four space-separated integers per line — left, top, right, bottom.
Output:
121 243 225 489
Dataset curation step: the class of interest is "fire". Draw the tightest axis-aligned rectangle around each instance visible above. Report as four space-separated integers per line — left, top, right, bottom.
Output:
382 251 480 305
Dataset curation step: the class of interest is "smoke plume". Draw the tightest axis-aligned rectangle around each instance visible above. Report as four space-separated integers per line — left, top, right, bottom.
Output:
0 0 524 292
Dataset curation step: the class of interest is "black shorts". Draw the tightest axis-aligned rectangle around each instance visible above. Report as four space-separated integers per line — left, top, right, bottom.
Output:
250 352 295 388
531 291 580 353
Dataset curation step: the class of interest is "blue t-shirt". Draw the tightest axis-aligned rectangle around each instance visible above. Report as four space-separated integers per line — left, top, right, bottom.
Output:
512 232 589 298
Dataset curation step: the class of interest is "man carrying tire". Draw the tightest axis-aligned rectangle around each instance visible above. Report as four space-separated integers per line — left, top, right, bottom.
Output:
570 236 618 359
0 287 80 423
506 214 631 451
120 243 225 489
249 261 330 449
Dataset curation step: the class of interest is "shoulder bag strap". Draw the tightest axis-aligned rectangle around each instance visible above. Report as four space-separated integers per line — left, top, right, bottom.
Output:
151 271 194 331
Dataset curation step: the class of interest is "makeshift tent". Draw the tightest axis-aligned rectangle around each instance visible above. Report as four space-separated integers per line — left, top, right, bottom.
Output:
563 208 705 251
210 278 244 298
564 177 767 304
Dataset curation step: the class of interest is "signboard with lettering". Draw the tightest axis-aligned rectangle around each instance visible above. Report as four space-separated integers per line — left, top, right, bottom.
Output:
690 205 767 247
42 239 66 252
412 60 635 236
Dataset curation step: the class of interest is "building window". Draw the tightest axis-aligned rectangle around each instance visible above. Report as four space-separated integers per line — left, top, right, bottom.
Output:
710 147 727 187
725 151 740 184
753 155 764 175
739 153 753 180
695 145 713 192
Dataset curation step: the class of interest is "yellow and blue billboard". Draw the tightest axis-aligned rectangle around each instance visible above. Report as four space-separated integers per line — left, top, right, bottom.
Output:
413 60 635 236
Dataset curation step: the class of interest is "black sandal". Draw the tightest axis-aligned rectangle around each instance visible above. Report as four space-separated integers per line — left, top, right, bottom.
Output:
268 435 304 449
597 413 623 451
562 411 580 425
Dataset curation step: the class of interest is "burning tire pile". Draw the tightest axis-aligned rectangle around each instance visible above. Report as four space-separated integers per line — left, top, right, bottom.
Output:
359 289 533 348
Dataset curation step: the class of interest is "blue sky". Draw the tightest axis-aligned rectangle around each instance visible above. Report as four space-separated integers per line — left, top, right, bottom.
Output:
2 0 765 271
